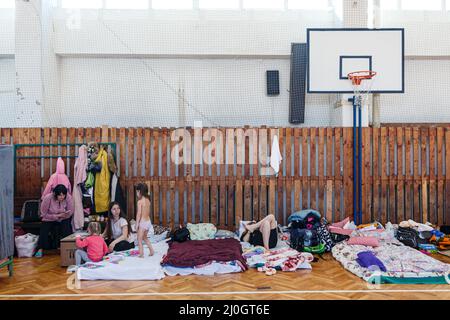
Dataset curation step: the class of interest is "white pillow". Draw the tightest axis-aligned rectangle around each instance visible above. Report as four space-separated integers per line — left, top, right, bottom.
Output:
238 221 252 239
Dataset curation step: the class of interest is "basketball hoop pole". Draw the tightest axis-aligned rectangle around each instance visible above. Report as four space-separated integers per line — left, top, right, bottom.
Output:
348 71 376 225
352 95 363 225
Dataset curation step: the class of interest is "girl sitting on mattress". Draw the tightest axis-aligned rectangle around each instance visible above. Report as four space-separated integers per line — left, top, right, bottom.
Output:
135 183 155 258
102 202 135 252
75 222 109 266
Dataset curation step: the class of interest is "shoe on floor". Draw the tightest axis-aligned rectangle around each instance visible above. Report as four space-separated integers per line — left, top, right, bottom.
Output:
34 251 43 258
67 265 79 273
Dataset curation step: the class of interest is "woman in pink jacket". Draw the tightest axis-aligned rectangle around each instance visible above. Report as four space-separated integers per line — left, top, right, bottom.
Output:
35 184 74 258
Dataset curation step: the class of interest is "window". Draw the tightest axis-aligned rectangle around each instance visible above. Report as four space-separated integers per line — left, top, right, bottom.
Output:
401 0 442 10
379 0 399 10
61 0 102 9
288 0 330 10
105 0 149 10
199 0 240 9
152 0 193 10
243 0 284 10
0 0 15 8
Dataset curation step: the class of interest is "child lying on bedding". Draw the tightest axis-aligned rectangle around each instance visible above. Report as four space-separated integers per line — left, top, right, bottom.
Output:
136 183 155 258
75 222 109 266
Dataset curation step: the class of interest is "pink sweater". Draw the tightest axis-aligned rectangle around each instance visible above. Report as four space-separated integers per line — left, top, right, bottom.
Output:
76 235 109 262
41 157 72 200
40 193 75 222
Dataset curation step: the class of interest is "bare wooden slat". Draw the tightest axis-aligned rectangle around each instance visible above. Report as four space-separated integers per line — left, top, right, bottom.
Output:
343 128 353 217
363 127 371 224
162 128 168 178
136 128 143 177
437 127 445 226
380 127 387 225
372 127 380 222
203 180 210 223
334 128 342 221
235 179 243 224
429 127 437 224
318 128 325 214
445 128 450 224
397 127 405 223
294 128 300 178
153 130 160 177
178 179 185 227
388 127 396 224
43 128 51 181
413 127 420 222
244 180 251 221
144 129 151 178
302 128 309 209
152 181 160 225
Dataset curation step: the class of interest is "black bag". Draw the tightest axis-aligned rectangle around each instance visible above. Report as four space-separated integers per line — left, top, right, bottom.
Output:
396 227 428 248
330 233 350 244
171 227 191 243
316 225 334 252
21 200 41 222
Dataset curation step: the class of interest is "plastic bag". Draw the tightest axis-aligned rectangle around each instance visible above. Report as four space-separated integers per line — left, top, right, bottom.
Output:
15 233 39 258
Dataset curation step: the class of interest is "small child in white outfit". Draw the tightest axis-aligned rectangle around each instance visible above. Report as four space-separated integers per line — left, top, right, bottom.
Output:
136 183 155 258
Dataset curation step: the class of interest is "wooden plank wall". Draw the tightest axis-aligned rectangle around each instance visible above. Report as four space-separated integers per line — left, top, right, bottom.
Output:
3 126 450 229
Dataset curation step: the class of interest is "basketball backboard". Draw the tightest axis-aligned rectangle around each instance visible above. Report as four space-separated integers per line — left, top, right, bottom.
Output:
307 28 404 94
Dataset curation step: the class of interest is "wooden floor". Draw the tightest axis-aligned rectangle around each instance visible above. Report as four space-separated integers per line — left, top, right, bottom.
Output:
1 252 450 300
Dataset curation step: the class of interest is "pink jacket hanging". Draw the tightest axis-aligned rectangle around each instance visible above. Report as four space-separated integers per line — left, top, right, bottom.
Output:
41 157 72 200
72 146 88 230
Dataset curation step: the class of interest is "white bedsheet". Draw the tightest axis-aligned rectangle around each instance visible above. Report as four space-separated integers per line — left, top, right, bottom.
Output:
163 261 242 276
77 241 168 281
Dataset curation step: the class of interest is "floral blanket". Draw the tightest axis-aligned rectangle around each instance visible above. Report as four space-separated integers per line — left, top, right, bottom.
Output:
332 232 450 283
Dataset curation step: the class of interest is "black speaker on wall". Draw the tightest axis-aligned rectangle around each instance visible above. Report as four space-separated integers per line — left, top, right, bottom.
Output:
289 43 307 124
266 70 280 96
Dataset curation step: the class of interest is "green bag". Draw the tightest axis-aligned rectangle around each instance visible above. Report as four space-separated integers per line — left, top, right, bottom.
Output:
303 243 326 255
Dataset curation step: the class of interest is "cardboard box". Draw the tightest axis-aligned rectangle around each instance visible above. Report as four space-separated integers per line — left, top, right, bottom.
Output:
60 232 89 267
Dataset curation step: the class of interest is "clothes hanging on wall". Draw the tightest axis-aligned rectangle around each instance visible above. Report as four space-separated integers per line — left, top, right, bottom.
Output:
94 148 111 213
73 145 88 231
41 157 72 199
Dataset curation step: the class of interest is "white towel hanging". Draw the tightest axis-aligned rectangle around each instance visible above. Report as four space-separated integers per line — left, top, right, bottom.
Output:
270 134 282 175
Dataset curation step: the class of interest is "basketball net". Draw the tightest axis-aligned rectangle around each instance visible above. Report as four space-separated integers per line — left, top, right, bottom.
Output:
348 71 377 108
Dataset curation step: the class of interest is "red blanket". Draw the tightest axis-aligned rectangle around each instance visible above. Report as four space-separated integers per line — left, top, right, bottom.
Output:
162 238 247 270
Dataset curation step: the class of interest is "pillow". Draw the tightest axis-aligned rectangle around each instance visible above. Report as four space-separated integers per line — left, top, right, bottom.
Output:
153 225 172 237
186 223 217 241
347 237 379 247
331 217 350 229
328 226 353 236
215 229 237 239
238 221 252 239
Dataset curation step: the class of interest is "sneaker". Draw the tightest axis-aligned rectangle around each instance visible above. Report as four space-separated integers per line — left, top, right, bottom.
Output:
67 265 79 273
34 251 43 258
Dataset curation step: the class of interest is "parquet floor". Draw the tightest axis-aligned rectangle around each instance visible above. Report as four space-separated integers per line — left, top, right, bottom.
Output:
1 252 450 300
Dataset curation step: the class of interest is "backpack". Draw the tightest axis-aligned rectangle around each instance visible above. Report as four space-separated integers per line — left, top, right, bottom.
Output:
396 227 425 248
290 228 320 252
21 200 41 223
171 226 191 243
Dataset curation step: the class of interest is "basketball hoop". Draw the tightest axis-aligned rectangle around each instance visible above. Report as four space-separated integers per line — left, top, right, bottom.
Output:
347 70 377 107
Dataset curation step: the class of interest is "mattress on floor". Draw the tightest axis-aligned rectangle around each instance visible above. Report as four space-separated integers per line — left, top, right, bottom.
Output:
332 238 450 284
77 241 168 281
163 261 243 276
162 238 248 271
